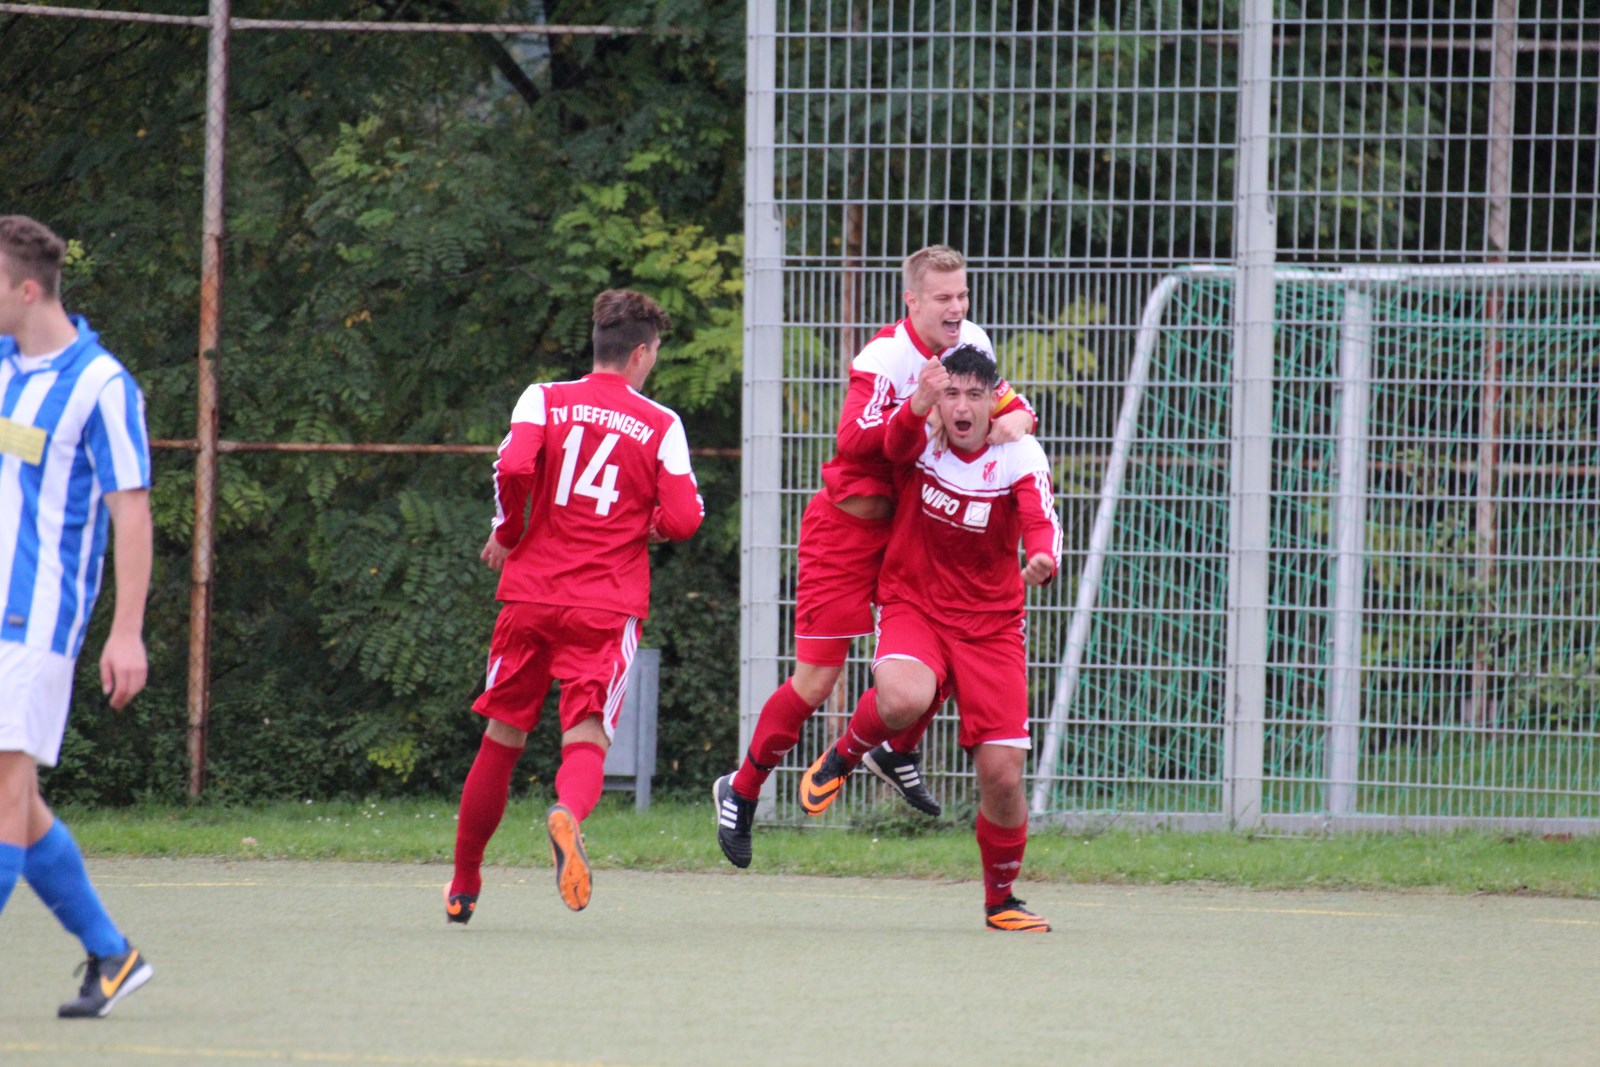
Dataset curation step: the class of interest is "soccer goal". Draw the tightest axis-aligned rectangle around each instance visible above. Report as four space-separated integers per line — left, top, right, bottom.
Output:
1031 263 1600 833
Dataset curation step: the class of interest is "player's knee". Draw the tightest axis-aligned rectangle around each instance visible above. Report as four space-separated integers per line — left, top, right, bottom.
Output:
876 689 927 731
977 763 1023 800
789 663 842 707
974 745 1025 800
979 792 1029 828
484 718 530 748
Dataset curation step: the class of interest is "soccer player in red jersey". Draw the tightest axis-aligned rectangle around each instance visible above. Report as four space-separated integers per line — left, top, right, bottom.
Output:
715 246 1035 868
447 290 704 920
798 343 1063 932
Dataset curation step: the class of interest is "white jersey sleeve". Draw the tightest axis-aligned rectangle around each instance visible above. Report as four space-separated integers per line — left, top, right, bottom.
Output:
509 382 549 425
658 416 693 476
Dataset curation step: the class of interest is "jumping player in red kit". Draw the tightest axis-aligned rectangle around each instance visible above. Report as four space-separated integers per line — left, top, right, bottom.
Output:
714 245 1036 868
447 289 703 920
799 343 1063 932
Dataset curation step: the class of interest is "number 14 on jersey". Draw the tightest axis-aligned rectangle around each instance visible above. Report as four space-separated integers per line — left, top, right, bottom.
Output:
555 425 622 516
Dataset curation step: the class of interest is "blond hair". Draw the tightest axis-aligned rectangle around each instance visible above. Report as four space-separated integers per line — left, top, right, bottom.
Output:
902 245 965 293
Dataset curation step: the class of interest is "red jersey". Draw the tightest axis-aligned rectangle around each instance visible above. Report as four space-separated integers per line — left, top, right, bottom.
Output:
875 397 1062 636
823 317 1033 501
489 371 703 617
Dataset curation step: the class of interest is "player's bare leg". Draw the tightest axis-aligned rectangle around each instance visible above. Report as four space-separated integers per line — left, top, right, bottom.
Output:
2 753 155 1013
0 753 38 915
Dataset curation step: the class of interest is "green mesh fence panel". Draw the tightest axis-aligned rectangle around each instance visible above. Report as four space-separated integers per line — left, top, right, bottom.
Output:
1036 267 1600 826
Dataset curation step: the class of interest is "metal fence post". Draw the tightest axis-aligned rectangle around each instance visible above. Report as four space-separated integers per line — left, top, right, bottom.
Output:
188 0 231 797
740 0 783 812
1326 286 1372 815
1224 0 1277 830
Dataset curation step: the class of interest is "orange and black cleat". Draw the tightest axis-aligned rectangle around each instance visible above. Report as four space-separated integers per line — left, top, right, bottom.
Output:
444 884 477 925
798 744 855 816
546 803 592 912
985 896 1051 933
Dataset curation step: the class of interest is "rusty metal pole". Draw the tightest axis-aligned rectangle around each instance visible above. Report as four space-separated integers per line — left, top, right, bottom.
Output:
188 0 231 796
1469 0 1516 726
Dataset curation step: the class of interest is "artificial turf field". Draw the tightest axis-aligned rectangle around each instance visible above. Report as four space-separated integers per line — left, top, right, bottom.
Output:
2 858 1598 1066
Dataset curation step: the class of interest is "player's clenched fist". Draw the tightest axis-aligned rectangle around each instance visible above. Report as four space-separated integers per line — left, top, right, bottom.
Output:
1021 552 1055 586
909 358 950 417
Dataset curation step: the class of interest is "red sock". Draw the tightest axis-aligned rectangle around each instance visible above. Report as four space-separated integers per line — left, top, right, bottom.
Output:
887 701 938 754
555 741 607 821
732 680 815 799
838 688 891 763
975 811 1029 908
452 734 524 897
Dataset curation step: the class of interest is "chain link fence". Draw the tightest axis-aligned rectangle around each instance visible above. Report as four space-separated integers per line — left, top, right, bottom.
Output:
741 0 1600 832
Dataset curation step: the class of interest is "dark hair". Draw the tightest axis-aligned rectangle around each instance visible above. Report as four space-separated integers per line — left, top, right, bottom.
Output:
592 289 671 365
941 343 998 389
0 215 66 298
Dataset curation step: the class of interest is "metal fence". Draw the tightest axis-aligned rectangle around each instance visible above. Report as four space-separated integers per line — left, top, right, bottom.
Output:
741 0 1600 831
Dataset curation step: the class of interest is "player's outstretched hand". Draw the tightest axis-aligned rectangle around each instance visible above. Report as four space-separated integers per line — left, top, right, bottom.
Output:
481 533 511 572
99 631 148 710
1021 553 1055 587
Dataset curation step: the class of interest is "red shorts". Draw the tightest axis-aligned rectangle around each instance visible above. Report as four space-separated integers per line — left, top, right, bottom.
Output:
473 601 640 738
793 490 893 666
871 600 1031 750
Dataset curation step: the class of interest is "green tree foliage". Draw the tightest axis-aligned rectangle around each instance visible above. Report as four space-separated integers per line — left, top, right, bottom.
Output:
3 0 745 803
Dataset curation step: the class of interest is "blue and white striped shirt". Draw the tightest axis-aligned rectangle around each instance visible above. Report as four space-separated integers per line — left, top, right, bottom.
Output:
0 317 150 658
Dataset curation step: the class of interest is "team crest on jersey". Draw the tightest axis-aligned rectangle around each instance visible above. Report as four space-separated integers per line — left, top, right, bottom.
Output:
982 459 998 484
962 501 991 529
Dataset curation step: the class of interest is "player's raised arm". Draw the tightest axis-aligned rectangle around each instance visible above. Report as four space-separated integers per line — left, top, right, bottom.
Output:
883 360 945 463
833 359 902 461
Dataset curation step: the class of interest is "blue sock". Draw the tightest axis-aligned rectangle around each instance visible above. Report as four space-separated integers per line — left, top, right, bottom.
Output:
0 842 22 913
23 820 126 959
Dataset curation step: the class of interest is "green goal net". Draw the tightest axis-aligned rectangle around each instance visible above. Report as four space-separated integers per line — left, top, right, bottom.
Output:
1032 265 1600 829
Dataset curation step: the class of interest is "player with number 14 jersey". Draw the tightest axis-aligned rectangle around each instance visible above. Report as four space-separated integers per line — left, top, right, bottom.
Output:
448 289 701 924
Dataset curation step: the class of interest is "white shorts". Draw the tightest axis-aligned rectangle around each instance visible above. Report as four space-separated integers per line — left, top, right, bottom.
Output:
0 640 77 767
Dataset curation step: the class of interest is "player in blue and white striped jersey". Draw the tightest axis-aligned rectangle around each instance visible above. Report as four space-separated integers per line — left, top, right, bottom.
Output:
0 215 155 1018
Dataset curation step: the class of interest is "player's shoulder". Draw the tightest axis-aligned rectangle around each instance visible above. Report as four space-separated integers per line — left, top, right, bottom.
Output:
994 434 1052 478
64 345 136 399
508 380 551 423
86 347 134 379
851 320 924 383
622 383 688 429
